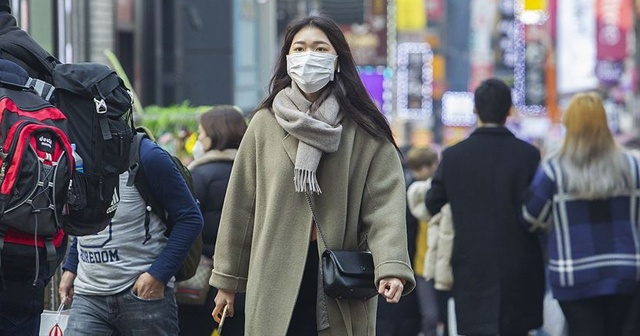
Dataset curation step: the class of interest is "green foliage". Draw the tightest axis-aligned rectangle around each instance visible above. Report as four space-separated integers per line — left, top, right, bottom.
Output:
138 102 212 139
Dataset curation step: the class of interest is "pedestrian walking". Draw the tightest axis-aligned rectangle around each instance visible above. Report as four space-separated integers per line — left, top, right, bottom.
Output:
178 106 247 336
523 92 640 336
0 4 68 334
209 15 415 336
58 135 203 335
426 78 545 336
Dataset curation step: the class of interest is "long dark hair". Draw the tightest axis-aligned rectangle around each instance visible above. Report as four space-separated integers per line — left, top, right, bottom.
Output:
255 15 398 150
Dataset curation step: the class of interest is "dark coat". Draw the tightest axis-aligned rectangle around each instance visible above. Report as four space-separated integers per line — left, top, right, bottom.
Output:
376 181 421 336
189 152 235 257
180 149 243 336
425 127 545 335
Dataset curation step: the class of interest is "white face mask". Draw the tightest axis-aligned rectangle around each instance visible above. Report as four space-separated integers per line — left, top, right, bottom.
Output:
192 140 205 160
286 51 338 93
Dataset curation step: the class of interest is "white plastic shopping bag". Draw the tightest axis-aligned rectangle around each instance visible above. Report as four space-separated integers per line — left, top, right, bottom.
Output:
39 304 69 336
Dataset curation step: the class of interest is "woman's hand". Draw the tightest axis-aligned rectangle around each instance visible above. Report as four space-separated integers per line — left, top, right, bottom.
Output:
212 289 236 323
378 277 405 303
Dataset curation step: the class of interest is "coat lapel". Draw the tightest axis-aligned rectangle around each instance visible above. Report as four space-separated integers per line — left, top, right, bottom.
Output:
282 133 298 165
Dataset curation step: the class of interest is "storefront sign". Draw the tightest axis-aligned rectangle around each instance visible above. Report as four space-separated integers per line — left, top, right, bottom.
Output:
495 0 516 76
396 43 433 119
557 0 598 94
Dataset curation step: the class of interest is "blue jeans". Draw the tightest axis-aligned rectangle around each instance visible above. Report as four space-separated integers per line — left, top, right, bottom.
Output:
65 286 178 336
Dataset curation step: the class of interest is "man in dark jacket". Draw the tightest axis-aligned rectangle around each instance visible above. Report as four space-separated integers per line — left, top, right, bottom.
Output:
0 4 64 334
0 57 67 335
425 78 545 336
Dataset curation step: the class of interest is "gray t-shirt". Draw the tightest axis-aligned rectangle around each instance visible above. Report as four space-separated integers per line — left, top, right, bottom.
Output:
73 172 172 295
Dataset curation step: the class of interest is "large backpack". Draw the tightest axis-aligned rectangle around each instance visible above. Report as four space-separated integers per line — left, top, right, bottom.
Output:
0 61 73 285
54 63 134 236
127 128 202 281
0 35 134 236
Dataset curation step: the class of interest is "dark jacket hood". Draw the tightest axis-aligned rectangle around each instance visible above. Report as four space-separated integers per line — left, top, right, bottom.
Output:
0 11 18 36
0 0 10 14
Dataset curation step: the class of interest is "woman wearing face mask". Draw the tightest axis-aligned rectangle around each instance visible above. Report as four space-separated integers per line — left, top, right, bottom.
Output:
209 15 415 335
177 106 247 336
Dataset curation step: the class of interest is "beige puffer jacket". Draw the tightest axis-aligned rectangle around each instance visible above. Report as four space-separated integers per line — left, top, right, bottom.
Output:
407 180 454 290
423 203 454 291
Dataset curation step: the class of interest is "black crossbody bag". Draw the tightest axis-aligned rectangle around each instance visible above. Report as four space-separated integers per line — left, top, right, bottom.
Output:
305 193 378 300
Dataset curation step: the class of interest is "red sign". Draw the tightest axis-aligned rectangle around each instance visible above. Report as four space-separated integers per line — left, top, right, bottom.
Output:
427 0 445 21
596 0 632 60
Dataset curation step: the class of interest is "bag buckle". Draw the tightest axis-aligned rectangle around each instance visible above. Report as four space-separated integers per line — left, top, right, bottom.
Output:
93 98 107 114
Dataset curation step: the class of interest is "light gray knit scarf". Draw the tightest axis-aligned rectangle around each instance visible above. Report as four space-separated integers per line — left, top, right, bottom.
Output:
273 83 342 194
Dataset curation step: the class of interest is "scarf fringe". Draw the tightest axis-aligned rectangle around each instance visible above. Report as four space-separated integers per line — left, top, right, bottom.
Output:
294 168 322 194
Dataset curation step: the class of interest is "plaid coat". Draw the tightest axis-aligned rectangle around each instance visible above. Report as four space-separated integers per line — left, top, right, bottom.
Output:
523 153 640 301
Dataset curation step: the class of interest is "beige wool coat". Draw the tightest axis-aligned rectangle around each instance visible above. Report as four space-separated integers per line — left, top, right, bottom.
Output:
209 109 416 336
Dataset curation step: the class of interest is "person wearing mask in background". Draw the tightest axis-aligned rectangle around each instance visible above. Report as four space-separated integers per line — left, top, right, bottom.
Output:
523 92 640 336
58 132 203 335
209 15 415 335
426 78 545 336
178 106 247 336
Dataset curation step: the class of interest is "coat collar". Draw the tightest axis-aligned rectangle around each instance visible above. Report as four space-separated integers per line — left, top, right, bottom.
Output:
470 125 514 137
187 148 237 169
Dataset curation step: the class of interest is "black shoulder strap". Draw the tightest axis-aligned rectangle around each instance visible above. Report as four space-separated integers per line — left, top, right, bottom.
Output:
127 130 172 240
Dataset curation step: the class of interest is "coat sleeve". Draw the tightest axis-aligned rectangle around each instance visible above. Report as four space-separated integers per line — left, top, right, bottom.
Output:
142 142 203 284
360 141 416 294
425 153 449 215
522 164 555 232
208 118 258 293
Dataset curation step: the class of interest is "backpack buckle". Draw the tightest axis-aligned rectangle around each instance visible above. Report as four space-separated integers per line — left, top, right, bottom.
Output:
93 98 107 114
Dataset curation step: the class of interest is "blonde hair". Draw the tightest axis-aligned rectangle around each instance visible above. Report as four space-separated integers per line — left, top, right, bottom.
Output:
553 92 631 198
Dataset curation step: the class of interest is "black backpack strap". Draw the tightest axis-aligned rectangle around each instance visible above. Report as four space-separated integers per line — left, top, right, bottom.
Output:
127 131 162 244
43 235 57 283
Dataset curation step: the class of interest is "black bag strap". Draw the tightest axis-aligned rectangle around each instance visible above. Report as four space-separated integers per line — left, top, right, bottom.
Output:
305 192 330 251
44 236 57 283
127 131 164 220
126 132 155 244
